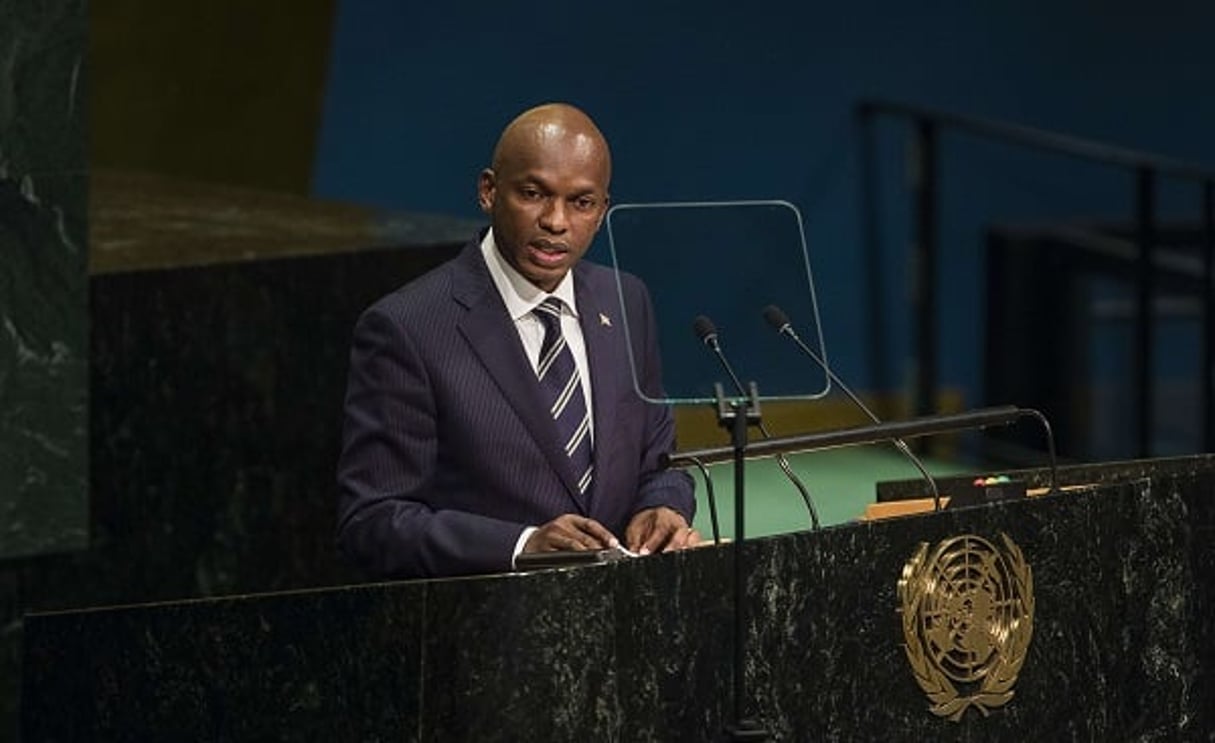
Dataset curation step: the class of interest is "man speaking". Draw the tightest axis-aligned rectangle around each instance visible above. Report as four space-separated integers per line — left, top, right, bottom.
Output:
337 103 698 579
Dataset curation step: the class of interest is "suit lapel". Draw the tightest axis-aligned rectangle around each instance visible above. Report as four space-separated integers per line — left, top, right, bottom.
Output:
575 267 621 503
452 243 587 511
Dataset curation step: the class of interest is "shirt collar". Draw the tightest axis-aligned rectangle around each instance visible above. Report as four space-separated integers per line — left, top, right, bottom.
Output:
481 229 579 321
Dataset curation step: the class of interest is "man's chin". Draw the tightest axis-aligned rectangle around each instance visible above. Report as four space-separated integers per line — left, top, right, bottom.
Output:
523 260 571 291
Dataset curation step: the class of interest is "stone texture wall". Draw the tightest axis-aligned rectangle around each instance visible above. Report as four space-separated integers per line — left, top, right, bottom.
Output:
0 0 89 559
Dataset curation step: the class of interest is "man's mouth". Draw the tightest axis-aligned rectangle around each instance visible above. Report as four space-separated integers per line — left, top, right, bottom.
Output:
529 240 569 266
531 239 569 254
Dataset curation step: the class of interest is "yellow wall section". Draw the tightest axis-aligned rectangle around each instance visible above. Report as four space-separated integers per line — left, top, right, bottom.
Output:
90 1 336 194
674 390 966 450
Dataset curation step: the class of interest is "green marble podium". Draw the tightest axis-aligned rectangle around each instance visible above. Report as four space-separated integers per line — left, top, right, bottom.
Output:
21 454 1215 740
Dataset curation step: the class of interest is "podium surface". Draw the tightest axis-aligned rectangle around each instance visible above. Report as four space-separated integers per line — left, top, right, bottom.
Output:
23 455 1215 740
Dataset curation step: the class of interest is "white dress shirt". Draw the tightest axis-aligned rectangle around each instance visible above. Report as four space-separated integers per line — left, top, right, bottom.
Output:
480 230 595 423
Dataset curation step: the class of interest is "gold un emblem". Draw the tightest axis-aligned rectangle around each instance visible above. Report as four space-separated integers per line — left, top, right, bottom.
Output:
898 533 1034 721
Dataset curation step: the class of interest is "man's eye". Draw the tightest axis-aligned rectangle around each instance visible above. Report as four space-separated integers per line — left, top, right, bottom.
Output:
520 188 542 200
574 197 596 211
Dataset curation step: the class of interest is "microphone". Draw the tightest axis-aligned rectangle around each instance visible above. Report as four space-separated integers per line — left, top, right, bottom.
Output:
762 304 942 509
692 315 718 347
693 315 748 397
692 315 822 529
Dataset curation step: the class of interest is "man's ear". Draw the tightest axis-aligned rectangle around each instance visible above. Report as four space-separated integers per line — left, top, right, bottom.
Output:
596 194 611 230
477 169 496 213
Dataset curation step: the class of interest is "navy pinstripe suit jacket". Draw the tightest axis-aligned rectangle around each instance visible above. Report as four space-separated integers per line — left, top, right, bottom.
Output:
336 236 695 579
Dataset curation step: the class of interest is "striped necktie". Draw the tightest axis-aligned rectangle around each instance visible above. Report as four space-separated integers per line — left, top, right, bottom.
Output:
533 297 594 495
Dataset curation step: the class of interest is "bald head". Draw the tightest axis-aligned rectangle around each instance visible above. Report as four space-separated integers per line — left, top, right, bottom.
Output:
477 103 612 292
490 103 612 183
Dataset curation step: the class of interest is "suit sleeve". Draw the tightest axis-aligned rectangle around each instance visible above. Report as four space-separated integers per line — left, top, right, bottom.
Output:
335 304 525 579
628 282 697 523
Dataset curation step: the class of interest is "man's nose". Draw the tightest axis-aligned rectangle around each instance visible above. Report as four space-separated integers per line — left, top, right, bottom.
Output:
538 198 569 233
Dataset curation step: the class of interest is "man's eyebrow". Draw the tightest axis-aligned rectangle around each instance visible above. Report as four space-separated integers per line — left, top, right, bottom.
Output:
515 174 550 187
514 175 602 196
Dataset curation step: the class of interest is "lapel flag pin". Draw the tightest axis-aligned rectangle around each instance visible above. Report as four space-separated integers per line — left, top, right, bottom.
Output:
599 312 612 327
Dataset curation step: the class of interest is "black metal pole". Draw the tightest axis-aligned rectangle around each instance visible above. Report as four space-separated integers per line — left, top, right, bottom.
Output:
1204 180 1215 452
1134 168 1156 457
721 392 766 741
912 120 939 426
670 406 1024 467
667 405 1061 496
731 402 748 729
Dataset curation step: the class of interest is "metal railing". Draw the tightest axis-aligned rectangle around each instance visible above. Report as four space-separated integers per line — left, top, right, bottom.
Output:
857 99 1215 456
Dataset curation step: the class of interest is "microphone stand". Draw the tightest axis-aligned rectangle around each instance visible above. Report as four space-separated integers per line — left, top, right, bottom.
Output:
713 382 770 741
666 405 1059 497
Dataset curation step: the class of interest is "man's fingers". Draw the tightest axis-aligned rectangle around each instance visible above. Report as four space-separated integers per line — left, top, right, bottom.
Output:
641 520 677 554
574 517 619 548
535 509 697 555
624 507 698 554
663 525 700 552
625 509 660 551
624 519 646 552
525 515 607 553
539 515 616 551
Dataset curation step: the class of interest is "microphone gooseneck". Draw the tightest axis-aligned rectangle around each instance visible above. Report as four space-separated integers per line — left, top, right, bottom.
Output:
762 304 942 510
690 315 822 529
685 456 721 545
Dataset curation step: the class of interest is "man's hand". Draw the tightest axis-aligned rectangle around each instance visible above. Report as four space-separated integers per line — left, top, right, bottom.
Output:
625 507 701 555
523 514 619 553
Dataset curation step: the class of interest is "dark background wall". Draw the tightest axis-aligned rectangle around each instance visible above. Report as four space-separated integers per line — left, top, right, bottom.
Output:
311 0 1215 413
